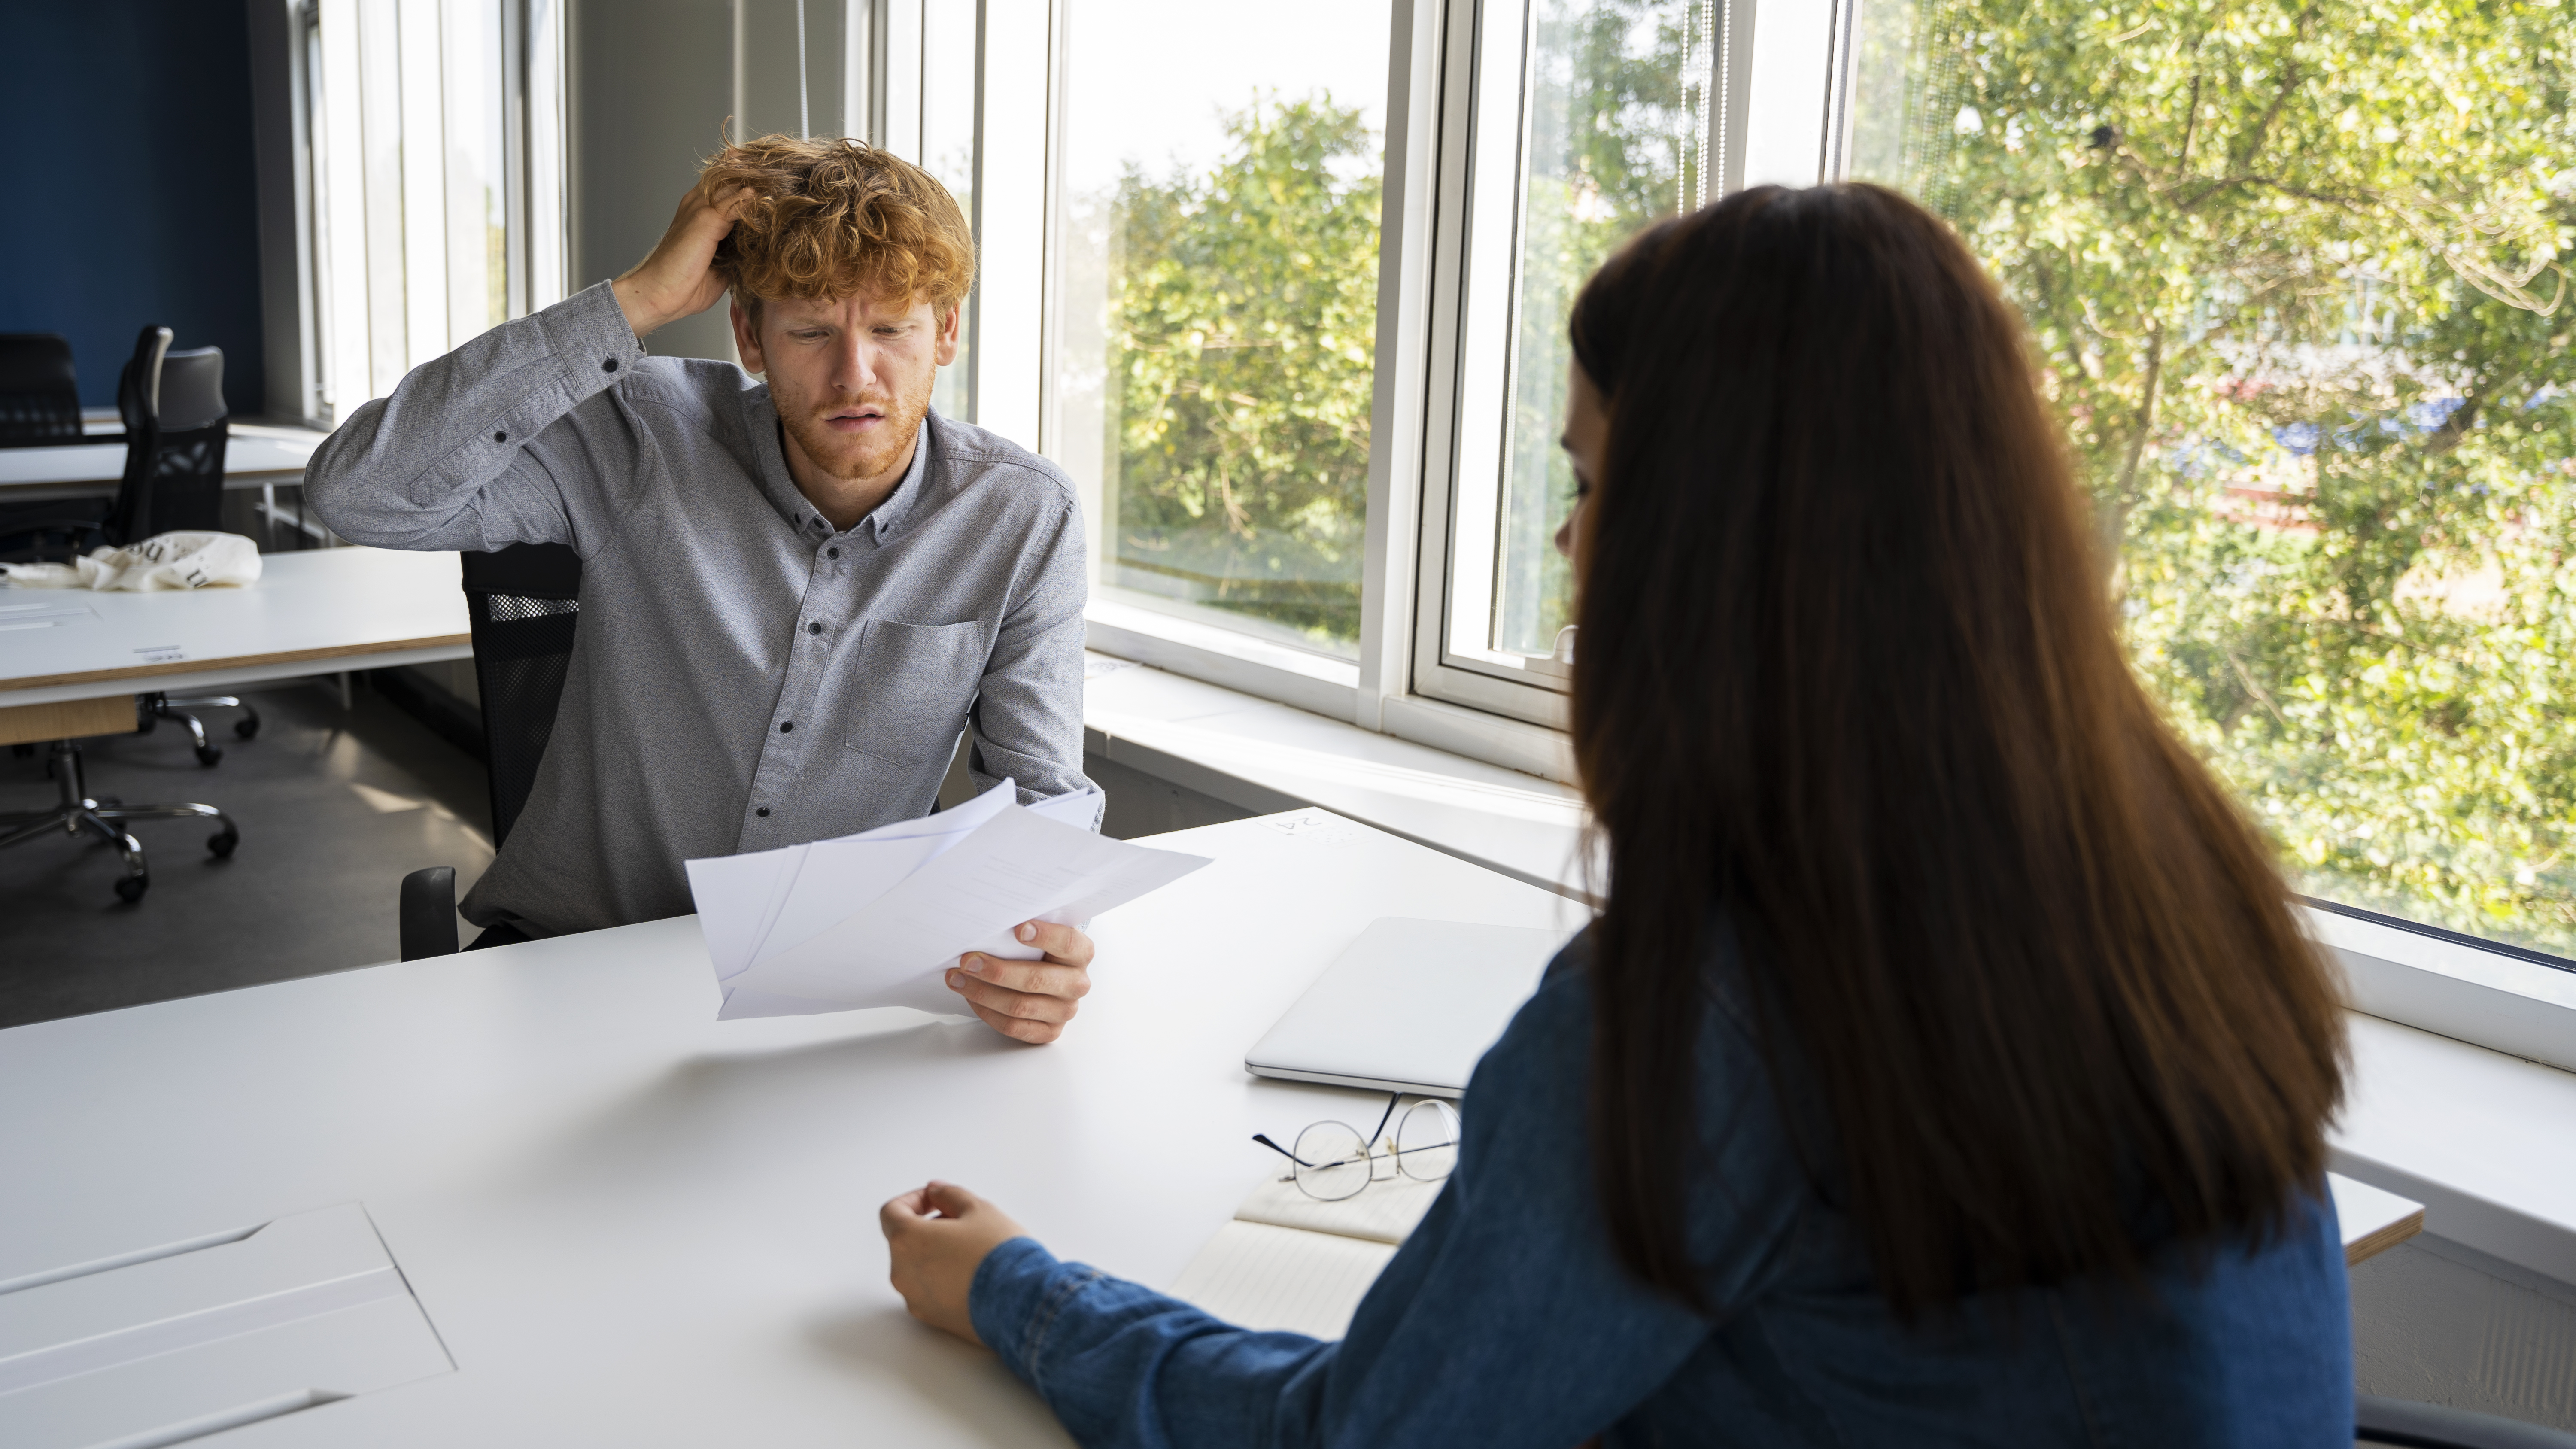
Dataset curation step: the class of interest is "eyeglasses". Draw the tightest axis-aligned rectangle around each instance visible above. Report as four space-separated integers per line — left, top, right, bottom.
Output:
1252 1092 1462 1201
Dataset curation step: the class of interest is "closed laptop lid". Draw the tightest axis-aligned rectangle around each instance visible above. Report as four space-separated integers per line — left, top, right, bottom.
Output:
1245 917 1578 1098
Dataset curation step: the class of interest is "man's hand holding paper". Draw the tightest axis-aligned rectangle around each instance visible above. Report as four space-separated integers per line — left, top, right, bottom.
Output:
946 920 1094 1044
684 781 1209 1035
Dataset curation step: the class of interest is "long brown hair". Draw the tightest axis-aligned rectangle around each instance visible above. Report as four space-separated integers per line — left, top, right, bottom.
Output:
1568 184 2345 1318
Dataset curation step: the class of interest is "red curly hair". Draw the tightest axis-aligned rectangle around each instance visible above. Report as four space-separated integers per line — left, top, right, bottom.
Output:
702 134 975 322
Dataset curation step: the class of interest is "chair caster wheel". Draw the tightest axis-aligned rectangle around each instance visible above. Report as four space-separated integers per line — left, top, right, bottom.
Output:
234 717 259 740
209 829 239 858
115 874 149 902
195 745 224 767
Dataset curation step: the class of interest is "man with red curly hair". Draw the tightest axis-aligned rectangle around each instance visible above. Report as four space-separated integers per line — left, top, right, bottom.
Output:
307 138 1100 1044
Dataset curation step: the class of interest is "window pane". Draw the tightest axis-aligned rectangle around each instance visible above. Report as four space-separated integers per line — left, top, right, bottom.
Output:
1053 0 1393 658
1847 0 2576 954
922 0 976 423
1492 0 1713 660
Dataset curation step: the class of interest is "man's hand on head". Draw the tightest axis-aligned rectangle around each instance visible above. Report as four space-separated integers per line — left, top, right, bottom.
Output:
612 177 756 340
945 921 1094 1045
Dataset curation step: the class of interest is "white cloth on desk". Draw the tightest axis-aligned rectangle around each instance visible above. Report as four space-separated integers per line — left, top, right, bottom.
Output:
0 532 263 591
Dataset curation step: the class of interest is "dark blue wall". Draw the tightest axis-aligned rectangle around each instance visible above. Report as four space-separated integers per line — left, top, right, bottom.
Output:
0 2 266 417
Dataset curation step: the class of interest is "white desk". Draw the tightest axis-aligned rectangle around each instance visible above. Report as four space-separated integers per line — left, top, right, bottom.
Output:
0 547 471 714
0 423 326 505
0 812 1584 1446
0 809 2422 1447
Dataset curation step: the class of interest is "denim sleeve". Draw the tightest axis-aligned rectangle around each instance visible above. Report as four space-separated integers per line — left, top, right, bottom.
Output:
967 962 1805 1449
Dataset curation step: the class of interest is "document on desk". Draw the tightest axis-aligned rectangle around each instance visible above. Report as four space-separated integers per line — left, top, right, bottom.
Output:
683 780 1211 1020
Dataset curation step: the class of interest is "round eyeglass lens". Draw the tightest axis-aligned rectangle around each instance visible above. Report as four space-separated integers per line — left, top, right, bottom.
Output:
1395 1099 1460 1181
1291 1121 1372 1201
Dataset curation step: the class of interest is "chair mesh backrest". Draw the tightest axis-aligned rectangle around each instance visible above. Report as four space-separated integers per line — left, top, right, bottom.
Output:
102 332 227 545
110 423 228 542
0 334 82 447
461 543 583 850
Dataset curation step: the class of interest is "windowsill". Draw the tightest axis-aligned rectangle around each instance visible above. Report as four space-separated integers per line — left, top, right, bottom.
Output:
1082 656 2576 1290
1084 597 1359 723
2334 1013 2576 1286
1083 654 1592 900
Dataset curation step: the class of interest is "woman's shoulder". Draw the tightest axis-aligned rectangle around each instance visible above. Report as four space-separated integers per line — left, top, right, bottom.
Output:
1460 910 1820 1307
1472 913 1798 1183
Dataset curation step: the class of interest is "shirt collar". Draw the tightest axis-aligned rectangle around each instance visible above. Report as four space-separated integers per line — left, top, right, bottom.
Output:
863 412 935 542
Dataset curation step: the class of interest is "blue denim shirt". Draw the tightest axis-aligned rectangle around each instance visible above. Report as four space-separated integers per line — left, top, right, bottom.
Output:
970 926 2353 1447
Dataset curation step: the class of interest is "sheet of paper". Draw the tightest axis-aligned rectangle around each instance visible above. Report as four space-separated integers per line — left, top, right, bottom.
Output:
687 784 1188 1020
690 781 1028 984
682 846 799 981
1165 1221 1397 1340
736 805 1206 1011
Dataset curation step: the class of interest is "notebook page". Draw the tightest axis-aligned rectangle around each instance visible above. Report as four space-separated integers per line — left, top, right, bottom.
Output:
1166 1221 1399 1340
1230 1172 1443 1245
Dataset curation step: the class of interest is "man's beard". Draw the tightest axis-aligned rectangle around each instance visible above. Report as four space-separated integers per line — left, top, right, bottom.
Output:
780 384 931 482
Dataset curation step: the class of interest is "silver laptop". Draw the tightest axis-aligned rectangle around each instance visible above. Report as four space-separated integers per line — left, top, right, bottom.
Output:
1245 917 1579 1097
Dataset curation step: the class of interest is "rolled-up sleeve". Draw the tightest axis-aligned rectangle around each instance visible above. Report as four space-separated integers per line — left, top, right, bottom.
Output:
302 281 650 556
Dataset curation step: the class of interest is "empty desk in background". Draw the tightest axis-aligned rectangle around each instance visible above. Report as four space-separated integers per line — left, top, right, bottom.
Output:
0 546 471 739
0 810 2416 1448
0 421 328 507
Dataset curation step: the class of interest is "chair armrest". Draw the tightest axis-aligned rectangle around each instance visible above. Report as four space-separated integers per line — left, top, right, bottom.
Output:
2357 1394 2576 1449
400 866 459 960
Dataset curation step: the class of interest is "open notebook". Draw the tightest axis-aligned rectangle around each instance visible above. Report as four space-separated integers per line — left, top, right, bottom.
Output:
1165 1167 1445 1340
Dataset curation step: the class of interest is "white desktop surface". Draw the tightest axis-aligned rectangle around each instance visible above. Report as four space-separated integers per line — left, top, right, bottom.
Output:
0 546 470 707
0 812 1586 1446
0 425 322 496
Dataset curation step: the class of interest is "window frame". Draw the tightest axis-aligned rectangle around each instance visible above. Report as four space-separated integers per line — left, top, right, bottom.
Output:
975 0 2576 1061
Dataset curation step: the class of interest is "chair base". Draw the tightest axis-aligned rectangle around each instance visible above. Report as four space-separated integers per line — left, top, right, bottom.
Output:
0 739 238 902
136 692 261 767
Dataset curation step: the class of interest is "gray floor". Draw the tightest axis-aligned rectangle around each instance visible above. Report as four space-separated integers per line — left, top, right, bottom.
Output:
0 677 495 1030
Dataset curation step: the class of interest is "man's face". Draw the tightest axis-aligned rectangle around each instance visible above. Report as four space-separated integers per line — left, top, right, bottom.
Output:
732 290 961 482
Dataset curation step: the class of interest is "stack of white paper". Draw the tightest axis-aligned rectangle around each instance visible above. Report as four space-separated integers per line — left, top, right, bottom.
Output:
683 781 1211 1020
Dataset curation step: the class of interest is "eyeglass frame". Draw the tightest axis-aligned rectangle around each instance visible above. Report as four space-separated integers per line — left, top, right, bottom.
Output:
1251 1091 1462 1201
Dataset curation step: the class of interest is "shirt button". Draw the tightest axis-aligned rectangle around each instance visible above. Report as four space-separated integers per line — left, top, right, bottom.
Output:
779 721 794 733
756 806 771 817
493 430 508 443
807 622 823 635
602 358 619 373
827 546 841 559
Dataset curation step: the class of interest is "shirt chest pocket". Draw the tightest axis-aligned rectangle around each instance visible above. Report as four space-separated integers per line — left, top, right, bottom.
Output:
839 618 988 765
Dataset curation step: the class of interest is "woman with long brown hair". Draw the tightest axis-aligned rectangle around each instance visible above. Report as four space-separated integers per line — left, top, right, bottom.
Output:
879 182 2355 1446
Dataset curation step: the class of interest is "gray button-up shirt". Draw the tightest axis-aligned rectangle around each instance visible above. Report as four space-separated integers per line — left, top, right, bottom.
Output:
305 281 1096 936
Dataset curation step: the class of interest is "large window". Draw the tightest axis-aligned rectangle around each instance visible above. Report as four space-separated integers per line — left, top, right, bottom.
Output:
303 0 566 424
1842 0 2576 954
1415 0 1718 721
920 0 978 423
1048 0 1396 659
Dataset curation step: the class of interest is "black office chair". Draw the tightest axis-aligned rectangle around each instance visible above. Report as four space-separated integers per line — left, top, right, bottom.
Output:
2358 1395 2576 1447
0 330 244 900
3 331 263 760
0 332 106 560
112 341 260 764
0 332 84 446
399 542 584 959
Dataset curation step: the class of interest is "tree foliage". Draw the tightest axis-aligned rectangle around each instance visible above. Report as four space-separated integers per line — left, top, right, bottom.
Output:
1871 0 2576 946
1103 97 1383 648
